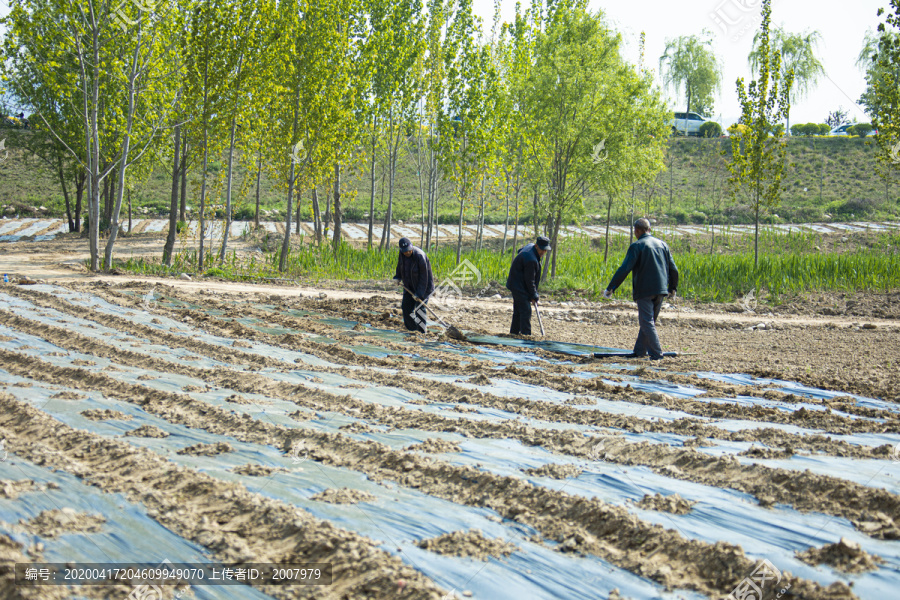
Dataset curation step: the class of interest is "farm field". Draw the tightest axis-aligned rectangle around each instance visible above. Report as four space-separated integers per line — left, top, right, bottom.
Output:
1 234 899 600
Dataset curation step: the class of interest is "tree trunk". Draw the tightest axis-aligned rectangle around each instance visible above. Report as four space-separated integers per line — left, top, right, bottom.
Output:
280 166 295 272
57 157 74 232
127 190 132 234
312 188 322 246
502 173 509 253
368 117 377 249
179 139 188 222
548 208 562 279
253 150 261 229
220 117 238 261
476 175 485 251
754 178 760 268
74 171 84 232
383 110 398 250
163 124 181 266
512 185 519 253
296 189 302 235
332 162 342 254
629 184 636 243
198 141 209 270
603 193 613 262
103 47 141 271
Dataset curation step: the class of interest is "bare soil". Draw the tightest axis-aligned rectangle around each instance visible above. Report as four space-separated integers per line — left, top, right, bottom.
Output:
0 233 898 599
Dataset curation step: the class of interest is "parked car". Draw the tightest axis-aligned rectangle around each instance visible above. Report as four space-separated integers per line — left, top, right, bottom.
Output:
828 124 851 136
670 111 709 136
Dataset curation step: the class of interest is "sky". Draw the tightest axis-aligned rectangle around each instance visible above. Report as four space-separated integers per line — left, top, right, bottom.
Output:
473 0 884 128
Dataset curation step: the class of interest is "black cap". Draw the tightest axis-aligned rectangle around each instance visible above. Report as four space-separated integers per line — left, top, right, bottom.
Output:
536 236 551 251
398 237 412 251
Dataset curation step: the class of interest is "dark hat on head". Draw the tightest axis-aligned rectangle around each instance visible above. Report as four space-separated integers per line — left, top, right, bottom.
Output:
398 237 412 251
536 236 551 251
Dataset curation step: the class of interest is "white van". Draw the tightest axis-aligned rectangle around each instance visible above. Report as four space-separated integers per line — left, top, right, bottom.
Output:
670 112 708 136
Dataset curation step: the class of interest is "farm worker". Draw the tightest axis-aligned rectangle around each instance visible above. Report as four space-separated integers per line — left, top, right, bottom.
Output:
392 237 435 333
603 218 679 360
506 236 551 335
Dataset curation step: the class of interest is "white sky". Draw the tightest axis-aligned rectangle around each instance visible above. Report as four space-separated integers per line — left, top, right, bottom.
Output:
474 0 882 128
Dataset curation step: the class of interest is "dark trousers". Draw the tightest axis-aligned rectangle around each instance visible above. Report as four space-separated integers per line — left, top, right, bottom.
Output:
401 292 428 333
634 294 666 358
510 293 533 335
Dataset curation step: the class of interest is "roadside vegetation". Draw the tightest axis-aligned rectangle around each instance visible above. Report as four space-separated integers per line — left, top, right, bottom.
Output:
115 229 900 304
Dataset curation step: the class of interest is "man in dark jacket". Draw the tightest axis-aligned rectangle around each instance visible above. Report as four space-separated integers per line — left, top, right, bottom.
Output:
604 219 678 360
506 236 551 335
393 237 435 333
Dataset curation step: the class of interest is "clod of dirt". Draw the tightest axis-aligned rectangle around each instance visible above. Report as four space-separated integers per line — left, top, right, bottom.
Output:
24 509 105 538
80 409 131 421
796 538 883 573
636 493 696 515
683 437 715 448
176 442 233 456
525 463 584 480
740 445 795 459
406 438 462 454
70 359 96 367
12 381 32 387
225 394 252 404
417 529 515 561
231 464 288 477
50 391 85 401
0 479 36 500
339 422 375 433
125 425 169 438
470 373 492 385
310 488 377 504
136 374 156 380
233 340 253 348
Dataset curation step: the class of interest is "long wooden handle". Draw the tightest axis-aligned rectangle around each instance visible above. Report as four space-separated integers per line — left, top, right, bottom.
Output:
399 283 450 328
534 302 545 336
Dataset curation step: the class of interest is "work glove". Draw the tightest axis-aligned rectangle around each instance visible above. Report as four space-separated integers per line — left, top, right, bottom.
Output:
602 289 613 299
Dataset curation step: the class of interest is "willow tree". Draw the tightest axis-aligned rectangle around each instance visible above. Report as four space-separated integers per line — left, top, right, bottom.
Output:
726 0 793 267
749 27 823 135
659 29 722 125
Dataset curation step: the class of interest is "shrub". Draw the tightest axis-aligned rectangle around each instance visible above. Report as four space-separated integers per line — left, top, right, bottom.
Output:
176 220 187 233
791 123 827 136
847 123 873 138
727 123 749 137
689 211 707 224
233 206 255 221
699 121 722 138
670 207 689 224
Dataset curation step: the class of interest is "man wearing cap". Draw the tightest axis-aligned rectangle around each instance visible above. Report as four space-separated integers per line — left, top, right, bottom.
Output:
506 236 551 335
392 237 435 333
603 218 678 360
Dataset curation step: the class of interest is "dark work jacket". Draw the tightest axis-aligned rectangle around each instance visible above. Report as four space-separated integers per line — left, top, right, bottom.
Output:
394 246 435 300
506 243 542 301
607 233 679 300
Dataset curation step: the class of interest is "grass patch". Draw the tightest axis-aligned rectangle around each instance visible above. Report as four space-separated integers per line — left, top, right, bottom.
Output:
115 230 900 304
